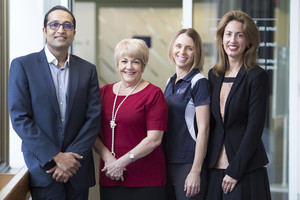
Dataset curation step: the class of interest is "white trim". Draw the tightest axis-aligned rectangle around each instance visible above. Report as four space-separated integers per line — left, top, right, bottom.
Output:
185 99 196 141
289 0 300 199
190 73 204 89
182 0 193 28
185 73 204 141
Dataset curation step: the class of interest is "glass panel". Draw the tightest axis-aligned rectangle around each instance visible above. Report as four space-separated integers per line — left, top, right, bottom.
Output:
194 0 290 199
193 2 218 77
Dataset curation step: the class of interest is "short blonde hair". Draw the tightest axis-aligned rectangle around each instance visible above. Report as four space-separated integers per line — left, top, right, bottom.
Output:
168 28 205 72
114 39 149 70
214 10 260 75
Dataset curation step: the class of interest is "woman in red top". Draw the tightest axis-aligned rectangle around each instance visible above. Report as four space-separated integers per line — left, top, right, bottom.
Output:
93 38 168 200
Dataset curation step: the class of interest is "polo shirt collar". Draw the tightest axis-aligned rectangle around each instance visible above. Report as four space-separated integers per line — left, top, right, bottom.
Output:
171 69 200 83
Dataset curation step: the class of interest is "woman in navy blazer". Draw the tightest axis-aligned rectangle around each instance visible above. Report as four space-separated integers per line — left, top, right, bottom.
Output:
206 11 271 200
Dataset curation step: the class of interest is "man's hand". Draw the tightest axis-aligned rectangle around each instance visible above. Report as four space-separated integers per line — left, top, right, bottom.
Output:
52 152 83 175
46 166 71 183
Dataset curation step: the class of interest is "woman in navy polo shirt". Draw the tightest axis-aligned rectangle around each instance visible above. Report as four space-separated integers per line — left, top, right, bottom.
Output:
164 28 211 200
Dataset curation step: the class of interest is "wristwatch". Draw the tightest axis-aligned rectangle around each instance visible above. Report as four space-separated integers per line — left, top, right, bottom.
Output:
128 152 135 162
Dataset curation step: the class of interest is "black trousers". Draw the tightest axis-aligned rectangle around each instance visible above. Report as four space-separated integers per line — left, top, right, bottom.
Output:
166 163 207 200
30 181 89 200
100 185 167 200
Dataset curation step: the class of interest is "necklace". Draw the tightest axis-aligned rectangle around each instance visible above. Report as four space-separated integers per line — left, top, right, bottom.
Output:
110 79 142 157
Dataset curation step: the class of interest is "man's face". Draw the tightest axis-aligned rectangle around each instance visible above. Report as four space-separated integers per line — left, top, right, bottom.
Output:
43 10 76 53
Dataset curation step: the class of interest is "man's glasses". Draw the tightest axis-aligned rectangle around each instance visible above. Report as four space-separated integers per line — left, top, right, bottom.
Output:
47 23 74 31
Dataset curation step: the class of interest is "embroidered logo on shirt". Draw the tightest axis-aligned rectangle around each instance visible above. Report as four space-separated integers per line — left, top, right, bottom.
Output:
176 88 186 94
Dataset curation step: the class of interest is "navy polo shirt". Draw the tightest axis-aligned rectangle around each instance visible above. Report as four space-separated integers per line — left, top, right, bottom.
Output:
164 69 211 163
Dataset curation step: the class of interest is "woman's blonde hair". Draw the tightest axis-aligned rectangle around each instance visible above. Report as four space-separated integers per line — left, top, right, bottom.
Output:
214 10 260 75
168 28 205 72
114 38 149 70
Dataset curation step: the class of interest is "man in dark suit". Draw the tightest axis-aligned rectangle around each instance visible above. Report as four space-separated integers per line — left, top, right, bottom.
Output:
8 5 101 200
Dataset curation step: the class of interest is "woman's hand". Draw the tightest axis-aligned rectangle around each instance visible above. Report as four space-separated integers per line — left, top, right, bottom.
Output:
222 174 237 194
183 104 209 198
93 137 126 181
102 155 126 181
184 171 201 198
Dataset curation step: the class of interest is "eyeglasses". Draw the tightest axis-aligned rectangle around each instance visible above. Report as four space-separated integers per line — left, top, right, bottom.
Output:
47 23 74 31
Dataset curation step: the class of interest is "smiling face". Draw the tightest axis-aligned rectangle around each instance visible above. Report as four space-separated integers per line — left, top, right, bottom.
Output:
117 55 144 86
172 33 195 70
43 10 76 53
222 20 249 62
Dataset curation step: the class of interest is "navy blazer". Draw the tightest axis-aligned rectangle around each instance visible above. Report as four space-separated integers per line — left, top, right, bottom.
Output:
8 49 102 189
207 66 269 180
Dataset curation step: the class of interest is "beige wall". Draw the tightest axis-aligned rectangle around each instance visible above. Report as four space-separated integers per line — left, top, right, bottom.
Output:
97 7 182 90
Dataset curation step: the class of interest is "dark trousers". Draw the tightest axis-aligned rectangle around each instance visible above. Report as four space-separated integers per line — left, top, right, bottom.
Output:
100 185 166 200
166 163 207 200
30 181 89 200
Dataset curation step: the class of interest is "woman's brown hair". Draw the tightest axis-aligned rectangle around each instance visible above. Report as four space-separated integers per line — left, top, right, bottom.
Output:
168 28 205 72
214 10 260 75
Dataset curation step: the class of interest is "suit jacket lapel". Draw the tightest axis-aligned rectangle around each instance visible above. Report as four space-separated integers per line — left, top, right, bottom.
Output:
37 49 61 118
65 55 79 124
224 67 246 125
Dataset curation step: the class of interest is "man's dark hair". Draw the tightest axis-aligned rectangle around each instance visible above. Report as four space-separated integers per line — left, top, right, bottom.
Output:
44 5 76 30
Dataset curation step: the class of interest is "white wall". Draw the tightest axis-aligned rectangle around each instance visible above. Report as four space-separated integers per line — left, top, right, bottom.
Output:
289 0 300 199
9 0 45 168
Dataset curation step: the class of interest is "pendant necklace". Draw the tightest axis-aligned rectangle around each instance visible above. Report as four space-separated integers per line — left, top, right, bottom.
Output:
110 79 142 157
